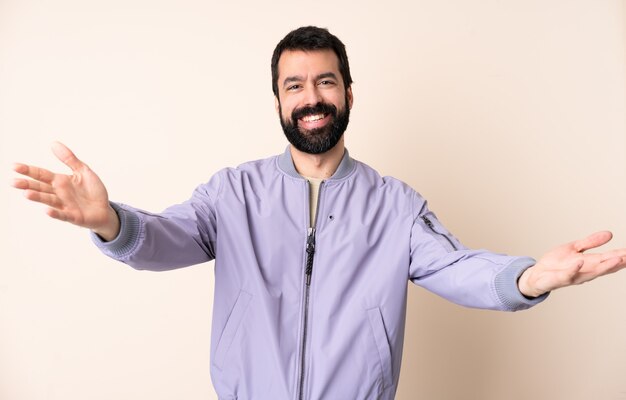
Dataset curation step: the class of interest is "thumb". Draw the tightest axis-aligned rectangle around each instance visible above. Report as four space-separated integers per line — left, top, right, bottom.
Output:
573 231 613 253
51 141 85 172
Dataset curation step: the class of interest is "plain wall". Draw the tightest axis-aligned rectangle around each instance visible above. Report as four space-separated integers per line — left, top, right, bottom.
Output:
1 1 625 399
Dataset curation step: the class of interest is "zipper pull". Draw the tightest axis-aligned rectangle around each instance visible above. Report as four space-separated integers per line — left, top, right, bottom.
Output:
422 215 434 229
306 227 316 253
421 214 459 251
305 227 316 286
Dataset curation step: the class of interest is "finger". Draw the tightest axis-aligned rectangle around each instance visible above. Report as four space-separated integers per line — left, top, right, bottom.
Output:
11 178 31 190
46 207 70 223
597 255 625 271
13 163 56 184
12 178 55 194
601 256 625 272
599 249 626 262
573 231 613 253
578 249 626 265
576 256 625 283
23 190 63 209
51 142 85 172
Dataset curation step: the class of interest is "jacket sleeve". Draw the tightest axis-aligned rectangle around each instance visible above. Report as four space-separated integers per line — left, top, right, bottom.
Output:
408 193 548 311
90 173 220 271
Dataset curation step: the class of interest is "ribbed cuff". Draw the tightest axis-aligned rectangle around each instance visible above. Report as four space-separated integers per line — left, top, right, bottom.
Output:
494 257 549 311
90 202 142 259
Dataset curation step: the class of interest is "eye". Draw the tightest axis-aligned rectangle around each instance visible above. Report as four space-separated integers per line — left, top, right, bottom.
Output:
287 84 301 91
319 80 335 86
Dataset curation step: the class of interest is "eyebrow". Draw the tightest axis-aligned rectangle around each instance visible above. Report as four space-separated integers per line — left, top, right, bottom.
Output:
282 72 339 88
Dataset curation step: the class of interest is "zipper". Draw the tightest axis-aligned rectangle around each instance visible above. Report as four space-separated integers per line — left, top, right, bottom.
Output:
297 181 323 400
421 215 458 251
305 227 316 285
298 227 315 400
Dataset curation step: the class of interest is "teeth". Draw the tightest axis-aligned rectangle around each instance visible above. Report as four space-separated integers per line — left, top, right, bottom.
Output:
302 114 325 122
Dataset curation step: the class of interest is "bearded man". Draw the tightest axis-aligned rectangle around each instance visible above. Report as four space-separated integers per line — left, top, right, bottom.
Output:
12 26 626 400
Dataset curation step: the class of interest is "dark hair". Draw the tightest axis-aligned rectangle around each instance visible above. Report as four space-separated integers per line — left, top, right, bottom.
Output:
271 26 353 97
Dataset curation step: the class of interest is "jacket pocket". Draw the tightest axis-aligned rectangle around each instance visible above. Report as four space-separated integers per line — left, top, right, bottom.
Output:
214 290 253 370
420 213 459 252
367 307 393 390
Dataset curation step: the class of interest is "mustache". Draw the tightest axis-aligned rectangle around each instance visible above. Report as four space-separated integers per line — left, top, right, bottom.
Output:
291 102 337 121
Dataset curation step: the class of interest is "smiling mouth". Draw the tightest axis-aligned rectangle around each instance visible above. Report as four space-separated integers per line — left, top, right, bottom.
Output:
299 113 328 122
297 112 331 130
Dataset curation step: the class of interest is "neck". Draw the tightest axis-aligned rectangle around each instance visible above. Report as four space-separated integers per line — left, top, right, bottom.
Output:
290 139 345 179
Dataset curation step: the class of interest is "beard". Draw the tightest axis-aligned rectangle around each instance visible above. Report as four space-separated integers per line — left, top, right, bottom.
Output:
279 97 350 155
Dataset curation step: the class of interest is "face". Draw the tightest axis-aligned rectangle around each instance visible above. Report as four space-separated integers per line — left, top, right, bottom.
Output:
275 50 353 154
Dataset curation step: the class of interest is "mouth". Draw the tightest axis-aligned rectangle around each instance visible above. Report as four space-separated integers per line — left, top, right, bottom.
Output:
298 113 331 130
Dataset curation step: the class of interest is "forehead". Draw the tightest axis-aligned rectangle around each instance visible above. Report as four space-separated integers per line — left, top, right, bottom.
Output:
277 49 341 82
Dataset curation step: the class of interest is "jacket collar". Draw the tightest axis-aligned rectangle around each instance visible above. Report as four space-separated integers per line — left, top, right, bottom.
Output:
278 145 355 181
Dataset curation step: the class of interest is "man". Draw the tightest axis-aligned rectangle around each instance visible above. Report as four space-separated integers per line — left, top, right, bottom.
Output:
12 26 626 400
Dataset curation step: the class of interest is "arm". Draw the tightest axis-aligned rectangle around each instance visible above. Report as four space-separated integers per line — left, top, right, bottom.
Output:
409 197 625 309
408 198 547 311
12 142 217 270
90 185 218 271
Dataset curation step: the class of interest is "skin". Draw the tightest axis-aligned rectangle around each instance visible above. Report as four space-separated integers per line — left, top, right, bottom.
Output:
275 49 353 179
11 50 626 298
13 142 120 241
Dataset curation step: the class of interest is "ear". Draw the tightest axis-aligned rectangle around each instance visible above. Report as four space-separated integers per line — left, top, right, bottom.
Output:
346 86 354 110
274 96 280 114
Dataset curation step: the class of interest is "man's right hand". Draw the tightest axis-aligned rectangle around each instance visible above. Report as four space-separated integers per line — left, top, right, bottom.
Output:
12 142 120 241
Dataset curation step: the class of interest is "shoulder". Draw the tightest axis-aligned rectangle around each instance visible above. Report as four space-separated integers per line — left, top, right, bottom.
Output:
194 153 281 197
353 159 419 195
203 154 280 182
350 158 427 214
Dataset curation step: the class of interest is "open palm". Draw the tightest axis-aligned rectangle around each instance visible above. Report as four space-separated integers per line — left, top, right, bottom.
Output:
12 142 119 239
518 231 626 297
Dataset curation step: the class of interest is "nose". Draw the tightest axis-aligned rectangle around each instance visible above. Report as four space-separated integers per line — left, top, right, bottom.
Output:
302 84 323 106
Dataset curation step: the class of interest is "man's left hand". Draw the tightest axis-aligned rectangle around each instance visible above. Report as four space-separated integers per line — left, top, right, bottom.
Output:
518 231 626 298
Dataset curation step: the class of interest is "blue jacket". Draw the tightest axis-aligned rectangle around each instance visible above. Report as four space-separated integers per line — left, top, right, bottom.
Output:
93 147 547 400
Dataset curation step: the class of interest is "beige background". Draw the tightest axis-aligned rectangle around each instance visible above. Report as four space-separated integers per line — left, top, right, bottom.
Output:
1 0 625 399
